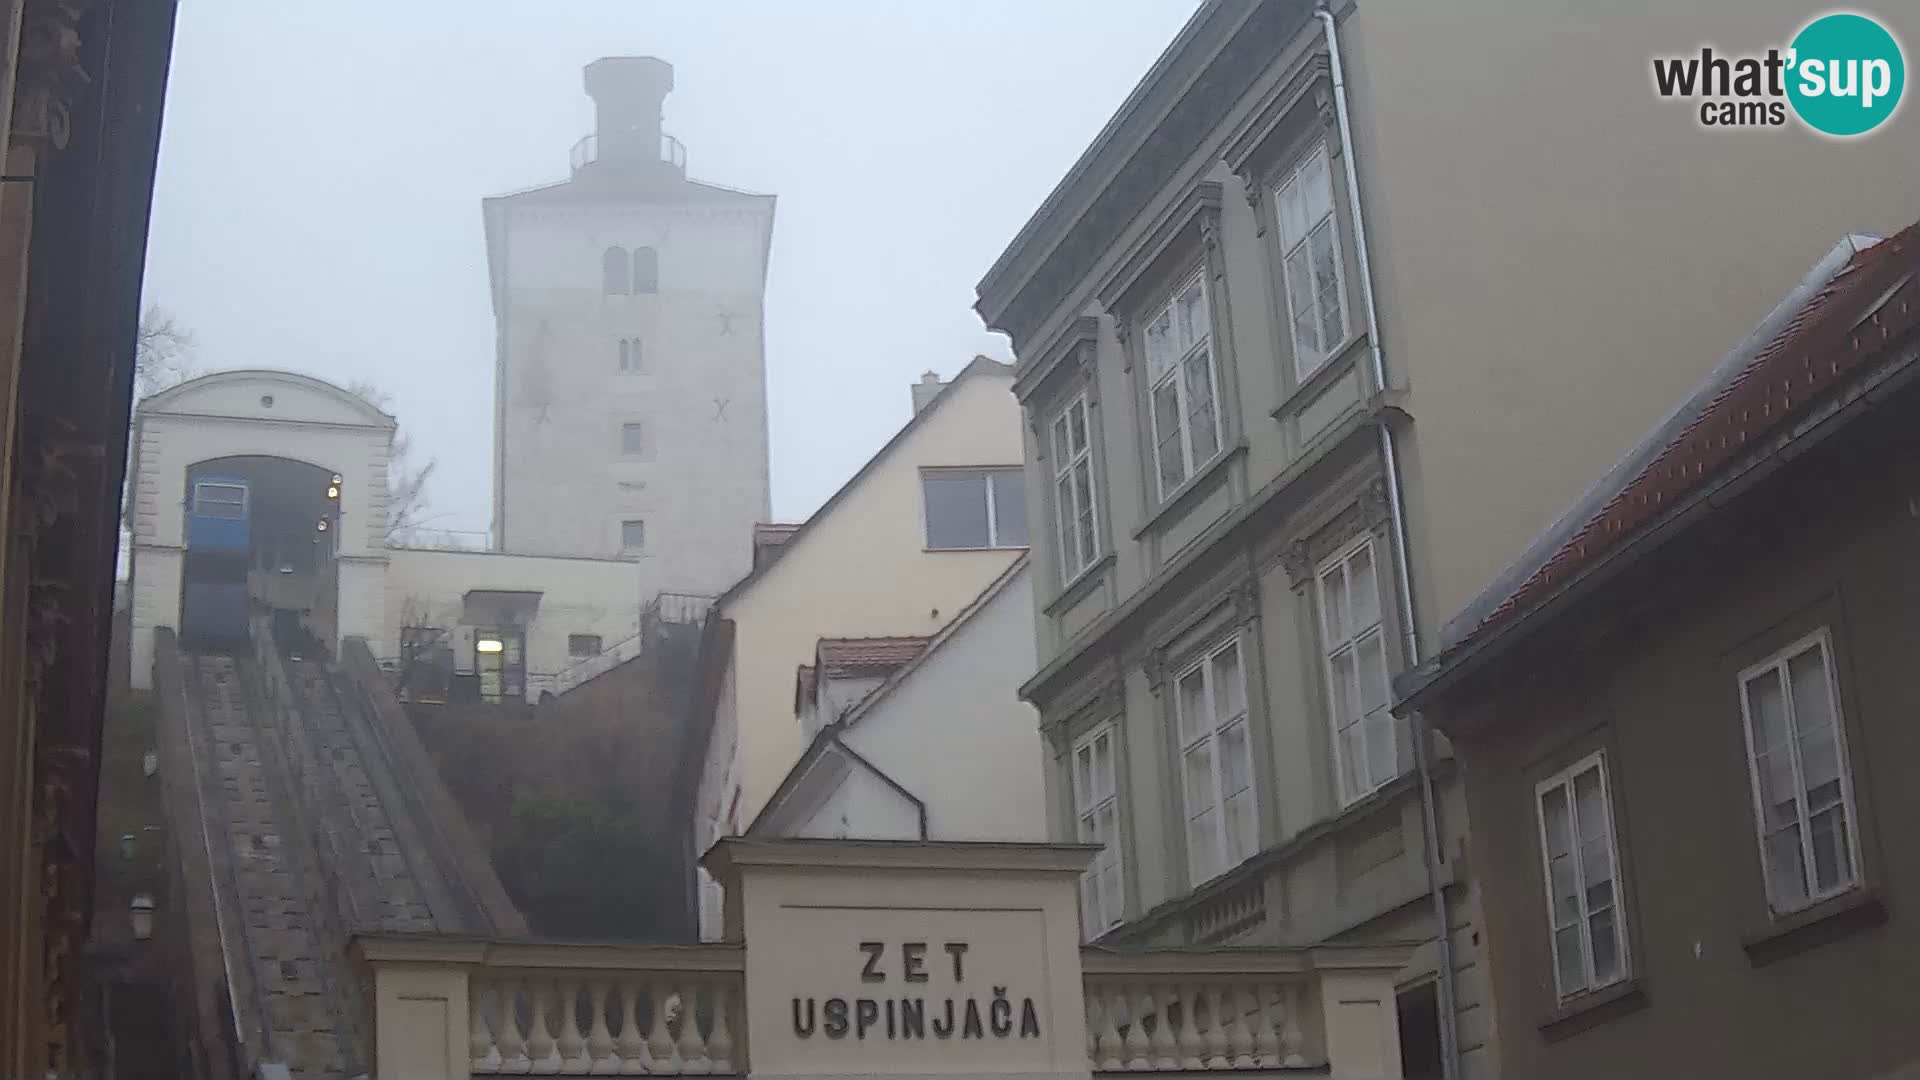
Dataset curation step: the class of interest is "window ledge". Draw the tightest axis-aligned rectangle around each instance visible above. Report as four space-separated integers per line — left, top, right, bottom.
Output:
1271 335 1368 421
1044 552 1116 617
1132 442 1247 541
1537 978 1647 1043
923 545 1030 555
1741 885 1886 968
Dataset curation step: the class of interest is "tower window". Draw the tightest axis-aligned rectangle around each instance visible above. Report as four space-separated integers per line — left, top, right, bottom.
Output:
621 519 646 551
633 247 659 294
618 338 644 372
621 421 646 457
603 246 630 295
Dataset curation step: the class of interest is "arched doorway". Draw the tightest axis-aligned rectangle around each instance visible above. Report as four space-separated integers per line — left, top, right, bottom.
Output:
178 455 343 655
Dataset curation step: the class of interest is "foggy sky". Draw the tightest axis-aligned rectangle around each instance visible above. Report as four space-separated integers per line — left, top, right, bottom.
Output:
141 1 1201 537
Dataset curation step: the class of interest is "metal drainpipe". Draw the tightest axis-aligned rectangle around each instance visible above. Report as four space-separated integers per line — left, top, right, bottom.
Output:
1313 5 1460 1078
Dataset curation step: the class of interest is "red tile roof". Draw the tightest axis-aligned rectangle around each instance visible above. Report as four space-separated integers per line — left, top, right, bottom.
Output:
815 636 932 679
1452 223 1920 657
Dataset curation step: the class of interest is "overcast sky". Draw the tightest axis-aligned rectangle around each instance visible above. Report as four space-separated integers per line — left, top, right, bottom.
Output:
141 1 1201 536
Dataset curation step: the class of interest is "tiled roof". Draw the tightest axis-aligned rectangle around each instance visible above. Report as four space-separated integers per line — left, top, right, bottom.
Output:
816 636 932 679
1445 222 1920 662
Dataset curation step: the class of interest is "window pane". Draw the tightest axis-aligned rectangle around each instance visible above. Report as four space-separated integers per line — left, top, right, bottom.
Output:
1183 742 1216 819
1356 631 1388 717
1588 907 1621 984
923 472 990 548
1754 747 1800 834
1225 789 1256 865
1187 807 1219 883
991 471 1027 546
1809 804 1853 893
1098 863 1123 926
1765 824 1809 908
1145 308 1177 382
1744 667 1791 754
1321 565 1351 644
1153 378 1186 494
1051 413 1071 470
1219 719 1251 797
1092 734 1113 802
1363 712 1396 790
1068 400 1089 455
622 422 645 455
1553 925 1586 995
632 246 659 293
1787 645 1835 734
1183 351 1220 464
621 520 645 550
603 246 630 294
1310 219 1345 347
1212 644 1245 722
1176 278 1208 350
1056 475 1079 569
1277 180 1309 247
1328 650 1357 730
1540 784 1573 860
1299 149 1334 227
1073 462 1097 566
1348 544 1379 629
1340 725 1366 804
1285 247 1320 365
1177 667 1209 746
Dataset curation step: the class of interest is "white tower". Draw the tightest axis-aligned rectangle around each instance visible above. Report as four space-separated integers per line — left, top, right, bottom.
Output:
484 57 775 599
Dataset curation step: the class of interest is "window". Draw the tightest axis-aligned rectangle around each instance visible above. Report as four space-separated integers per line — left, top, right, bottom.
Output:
1143 272 1222 499
1535 752 1628 1000
618 337 644 372
1319 538 1396 805
193 481 247 519
1050 394 1100 579
633 247 659 294
1072 724 1125 935
1275 143 1350 380
1738 630 1861 916
568 634 603 659
922 468 1027 549
621 421 646 457
1175 637 1255 885
602 246 630 295
621 519 646 551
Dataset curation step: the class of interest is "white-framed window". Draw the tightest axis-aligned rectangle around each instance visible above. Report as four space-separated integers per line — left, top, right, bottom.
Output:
620 519 646 551
922 467 1028 550
602 246 630 295
618 337 644 372
1737 629 1862 916
1535 751 1629 1000
1143 271 1223 500
1318 537 1397 805
1071 723 1125 936
633 246 659 294
1275 143 1350 380
620 421 646 457
1050 393 1100 579
1174 636 1256 885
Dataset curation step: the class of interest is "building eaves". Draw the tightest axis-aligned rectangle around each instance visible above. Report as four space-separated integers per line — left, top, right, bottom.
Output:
710 356 1014 610
1398 222 1920 711
815 636 932 679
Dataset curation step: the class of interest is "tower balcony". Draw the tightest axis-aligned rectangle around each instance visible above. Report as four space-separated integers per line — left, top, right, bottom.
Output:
570 131 687 178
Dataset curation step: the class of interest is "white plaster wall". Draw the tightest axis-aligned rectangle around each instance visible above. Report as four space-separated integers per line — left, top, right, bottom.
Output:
717 370 1026 830
383 546 646 700
791 768 920 841
495 198 775 600
127 371 394 688
836 564 1047 843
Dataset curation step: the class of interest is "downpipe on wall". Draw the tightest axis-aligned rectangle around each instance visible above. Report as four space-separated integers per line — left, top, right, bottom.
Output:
1313 4 1461 1078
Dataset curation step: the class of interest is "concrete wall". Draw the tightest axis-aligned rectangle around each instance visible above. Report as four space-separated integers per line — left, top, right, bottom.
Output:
127 371 395 687
1340 0 1920 632
383 547 644 701
713 369 1025 834
1441 401 1920 1080
492 194 775 598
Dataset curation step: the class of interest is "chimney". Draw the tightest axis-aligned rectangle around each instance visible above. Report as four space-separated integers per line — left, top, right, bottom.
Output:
911 371 946 414
583 57 677 171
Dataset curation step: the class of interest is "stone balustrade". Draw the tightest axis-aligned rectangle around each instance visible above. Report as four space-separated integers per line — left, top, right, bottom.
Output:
354 936 1409 1079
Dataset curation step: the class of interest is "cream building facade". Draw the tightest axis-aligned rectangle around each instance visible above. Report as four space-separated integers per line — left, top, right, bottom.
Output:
485 57 775 597
975 4 1920 1080
691 359 1028 939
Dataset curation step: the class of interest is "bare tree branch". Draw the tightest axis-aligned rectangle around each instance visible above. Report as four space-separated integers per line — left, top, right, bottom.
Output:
346 378 439 543
134 305 196 397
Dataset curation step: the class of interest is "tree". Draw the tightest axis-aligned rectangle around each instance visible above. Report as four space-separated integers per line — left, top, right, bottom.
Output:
344 379 439 543
134 304 196 397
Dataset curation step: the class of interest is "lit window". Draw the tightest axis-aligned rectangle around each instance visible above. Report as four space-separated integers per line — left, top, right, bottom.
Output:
1738 629 1861 915
1275 143 1350 379
621 519 646 551
475 637 505 654
1319 537 1397 805
1535 752 1629 1000
1175 637 1255 885
921 468 1027 550
568 634 603 658
602 246 630 295
633 247 659 294
1072 723 1125 935
1143 272 1221 499
621 421 646 457
1050 393 1100 579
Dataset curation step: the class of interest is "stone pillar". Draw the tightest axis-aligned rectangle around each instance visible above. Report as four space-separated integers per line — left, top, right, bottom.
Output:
366 959 472 1080
1318 968 1405 1080
128 546 181 690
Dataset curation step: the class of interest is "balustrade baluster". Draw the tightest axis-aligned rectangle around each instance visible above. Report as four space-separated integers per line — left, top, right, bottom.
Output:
1176 983 1205 1069
1249 982 1281 1068
1203 985 1231 1067
498 978 532 1074
677 982 712 1073
1083 989 1102 1067
1148 985 1179 1069
646 980 679 1072
707 982 736 1073
1095 987 1125 1071
558 977 589 1073
1121 985 1152 1071
528 980 561 1073
587 980 618 1074
1224 985 1255 1068
472 983 501 1073
1278 983 1307 1067
616 980 649 1075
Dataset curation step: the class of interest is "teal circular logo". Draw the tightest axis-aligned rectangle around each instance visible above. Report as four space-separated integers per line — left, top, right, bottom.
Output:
1787 13 1905 136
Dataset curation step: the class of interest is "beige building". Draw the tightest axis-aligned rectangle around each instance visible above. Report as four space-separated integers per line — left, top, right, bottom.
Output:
690 359 1027 937
974 3 1918 1079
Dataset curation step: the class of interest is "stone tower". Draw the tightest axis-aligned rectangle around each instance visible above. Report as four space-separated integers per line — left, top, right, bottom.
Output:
483 57 775 599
